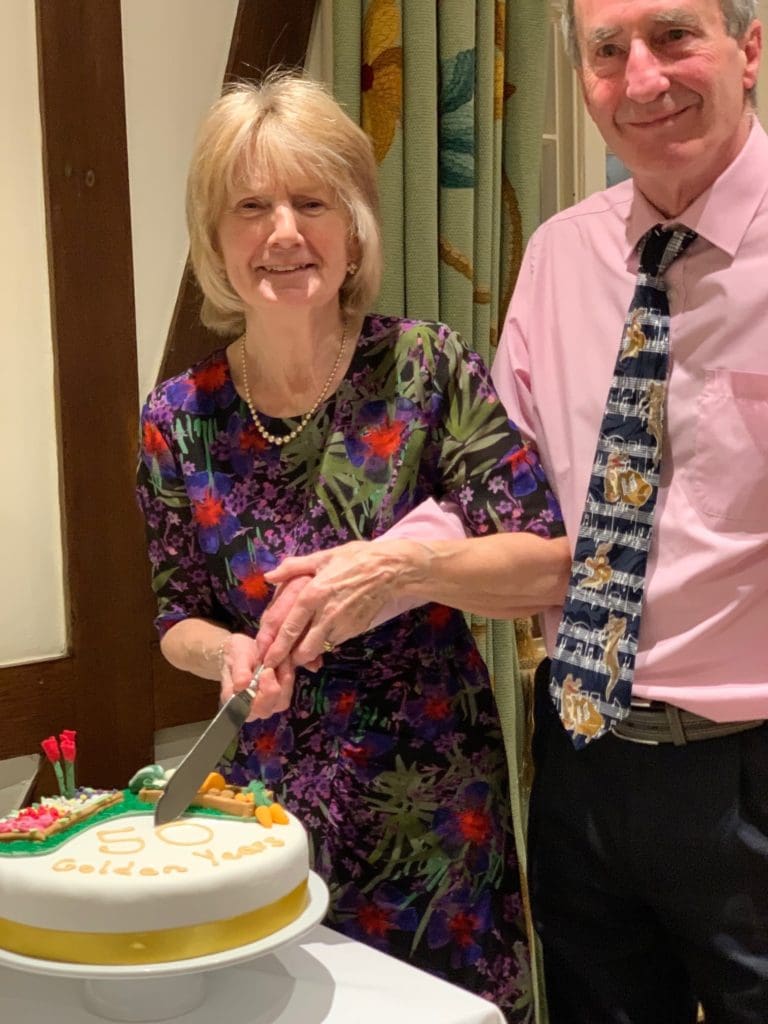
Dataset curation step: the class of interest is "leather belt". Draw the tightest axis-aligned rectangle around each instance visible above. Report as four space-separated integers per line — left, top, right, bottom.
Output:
613 701 765 746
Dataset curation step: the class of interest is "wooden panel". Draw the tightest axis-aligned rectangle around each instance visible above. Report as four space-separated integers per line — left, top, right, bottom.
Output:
0 660 74 760
152 649 219 730
19 0 155 786
158 0 318 381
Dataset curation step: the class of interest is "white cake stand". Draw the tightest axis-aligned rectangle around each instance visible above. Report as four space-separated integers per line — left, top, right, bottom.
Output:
0 871 329 1023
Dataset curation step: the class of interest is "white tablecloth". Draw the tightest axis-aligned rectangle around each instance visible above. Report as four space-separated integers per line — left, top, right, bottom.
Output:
0 925 506 1024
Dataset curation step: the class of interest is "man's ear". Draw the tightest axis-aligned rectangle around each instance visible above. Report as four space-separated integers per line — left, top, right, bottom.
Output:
741 20 762 96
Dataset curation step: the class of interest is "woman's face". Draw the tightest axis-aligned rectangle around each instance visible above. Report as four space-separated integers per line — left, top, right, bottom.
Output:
217 174 354 319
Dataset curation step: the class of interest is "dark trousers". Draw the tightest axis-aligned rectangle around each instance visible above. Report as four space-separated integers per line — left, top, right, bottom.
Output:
528 659 768 1024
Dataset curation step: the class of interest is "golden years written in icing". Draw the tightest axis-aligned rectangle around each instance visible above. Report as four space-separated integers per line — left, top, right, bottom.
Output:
49 821 286 876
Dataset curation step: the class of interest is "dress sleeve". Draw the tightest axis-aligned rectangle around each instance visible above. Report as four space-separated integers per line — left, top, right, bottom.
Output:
135 396 228 638
429 325 563 539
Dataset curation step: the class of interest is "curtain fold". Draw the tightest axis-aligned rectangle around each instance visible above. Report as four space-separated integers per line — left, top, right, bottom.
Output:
333 4 551 1018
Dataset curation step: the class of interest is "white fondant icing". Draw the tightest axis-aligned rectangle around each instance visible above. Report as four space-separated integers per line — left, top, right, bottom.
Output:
0 811 308 935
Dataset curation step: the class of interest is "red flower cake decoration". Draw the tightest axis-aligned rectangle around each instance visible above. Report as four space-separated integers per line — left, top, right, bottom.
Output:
60 730 77 797
41 730 77 798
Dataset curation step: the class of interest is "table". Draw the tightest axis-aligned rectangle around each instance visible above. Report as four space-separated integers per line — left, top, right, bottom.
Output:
0 925 506 1024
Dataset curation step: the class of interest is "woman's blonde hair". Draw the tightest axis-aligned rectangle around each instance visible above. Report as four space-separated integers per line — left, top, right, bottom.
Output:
186 73 382 336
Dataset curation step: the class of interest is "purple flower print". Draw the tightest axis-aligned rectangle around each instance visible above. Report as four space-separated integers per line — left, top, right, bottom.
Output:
186 471 240 554
433 780 493 872
344 399 417 482
499 441 547 498
228 547 278 617
166 354 235 414
140 418 176 480
226 412 270 476
338 733 396 782
334 883 418 951
228 719 295 786
427 888 492 967
405 683 456 740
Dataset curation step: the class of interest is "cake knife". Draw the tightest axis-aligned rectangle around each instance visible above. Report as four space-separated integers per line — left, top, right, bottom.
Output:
153 666 264 826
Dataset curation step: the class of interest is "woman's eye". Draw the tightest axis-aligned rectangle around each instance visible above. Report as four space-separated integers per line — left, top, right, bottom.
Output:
237 199 267 213
298 199 325 213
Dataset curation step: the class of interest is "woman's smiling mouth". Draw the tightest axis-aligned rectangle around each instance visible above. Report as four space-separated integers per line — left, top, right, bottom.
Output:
256 263 314 273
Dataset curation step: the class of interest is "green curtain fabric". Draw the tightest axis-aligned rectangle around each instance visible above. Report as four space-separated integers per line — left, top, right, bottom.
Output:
332 2 551 1019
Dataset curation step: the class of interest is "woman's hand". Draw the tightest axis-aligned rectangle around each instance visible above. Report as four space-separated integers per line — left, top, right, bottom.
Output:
218 632 296 722
259 540 428 669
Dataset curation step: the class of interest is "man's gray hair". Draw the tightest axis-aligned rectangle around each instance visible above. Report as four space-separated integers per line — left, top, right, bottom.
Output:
561 0 759 65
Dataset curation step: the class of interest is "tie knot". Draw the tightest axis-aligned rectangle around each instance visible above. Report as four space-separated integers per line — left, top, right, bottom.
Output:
638 224 698 277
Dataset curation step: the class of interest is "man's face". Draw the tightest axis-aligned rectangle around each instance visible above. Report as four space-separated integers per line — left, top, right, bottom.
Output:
575 0 761 194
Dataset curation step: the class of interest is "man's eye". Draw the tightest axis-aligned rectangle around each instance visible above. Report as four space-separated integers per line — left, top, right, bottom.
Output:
596 43 621 59
664 28 691 43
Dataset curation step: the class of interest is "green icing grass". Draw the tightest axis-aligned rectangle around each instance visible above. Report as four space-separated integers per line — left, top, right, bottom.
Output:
0 790 255 858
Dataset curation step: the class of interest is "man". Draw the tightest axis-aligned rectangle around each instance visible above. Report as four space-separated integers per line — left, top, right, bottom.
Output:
490 1 767 1019
245 1 767 1018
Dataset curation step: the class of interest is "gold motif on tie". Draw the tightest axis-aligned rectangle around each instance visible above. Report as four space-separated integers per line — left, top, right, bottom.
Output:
604 453 653 507
561 674 605 739
621 309 647 360
602 613 627 700
581 541 614 590
638 381 665 465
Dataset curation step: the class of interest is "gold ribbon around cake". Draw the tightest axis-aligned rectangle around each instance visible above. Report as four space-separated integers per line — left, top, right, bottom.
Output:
0 880 308 965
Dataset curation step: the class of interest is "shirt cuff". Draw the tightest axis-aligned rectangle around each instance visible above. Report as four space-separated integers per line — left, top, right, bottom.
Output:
369 499 468 628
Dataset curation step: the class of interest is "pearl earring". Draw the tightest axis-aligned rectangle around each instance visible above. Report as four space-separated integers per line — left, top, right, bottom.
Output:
346 261 358 276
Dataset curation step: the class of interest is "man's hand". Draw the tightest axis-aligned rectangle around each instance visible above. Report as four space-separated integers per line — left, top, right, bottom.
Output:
259 540 428 669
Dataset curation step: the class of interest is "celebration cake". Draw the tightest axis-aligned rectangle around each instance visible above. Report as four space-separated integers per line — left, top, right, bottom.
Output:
0 732 310 965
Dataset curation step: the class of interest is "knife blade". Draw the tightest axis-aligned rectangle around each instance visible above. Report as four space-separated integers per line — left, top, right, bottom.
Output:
153 666 264 826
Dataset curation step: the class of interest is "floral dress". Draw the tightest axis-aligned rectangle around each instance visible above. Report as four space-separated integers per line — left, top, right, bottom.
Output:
137 316 564 1021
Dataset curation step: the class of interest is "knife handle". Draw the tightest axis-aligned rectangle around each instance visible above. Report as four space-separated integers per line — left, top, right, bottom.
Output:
243 665 264 702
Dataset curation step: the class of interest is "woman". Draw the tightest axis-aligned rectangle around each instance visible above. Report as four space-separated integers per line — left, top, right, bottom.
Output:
137 74 568 1018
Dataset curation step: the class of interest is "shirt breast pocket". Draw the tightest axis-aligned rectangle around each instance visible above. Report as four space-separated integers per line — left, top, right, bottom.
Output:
685 368 768 528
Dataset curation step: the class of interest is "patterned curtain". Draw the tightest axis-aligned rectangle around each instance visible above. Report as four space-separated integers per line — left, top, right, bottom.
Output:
332 1 551 1019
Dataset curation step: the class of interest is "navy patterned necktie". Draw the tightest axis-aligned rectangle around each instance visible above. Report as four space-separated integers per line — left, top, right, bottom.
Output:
550 224 698 749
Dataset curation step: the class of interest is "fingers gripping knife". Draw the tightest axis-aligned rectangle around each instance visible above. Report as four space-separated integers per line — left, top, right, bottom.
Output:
153 667 264 826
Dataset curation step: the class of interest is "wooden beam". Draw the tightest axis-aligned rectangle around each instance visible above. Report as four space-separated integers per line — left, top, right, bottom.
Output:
158 0 319 381
228 0 318 81
25 0 155 786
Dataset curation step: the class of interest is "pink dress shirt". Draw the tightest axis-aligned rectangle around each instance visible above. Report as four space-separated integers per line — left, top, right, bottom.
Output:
493 118 768 722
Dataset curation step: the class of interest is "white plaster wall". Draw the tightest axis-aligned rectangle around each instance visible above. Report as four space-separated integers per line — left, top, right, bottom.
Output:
0 1 67 666
122 0 239 405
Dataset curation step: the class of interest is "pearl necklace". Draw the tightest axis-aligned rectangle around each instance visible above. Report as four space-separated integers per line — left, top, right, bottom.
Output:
239 317 348 446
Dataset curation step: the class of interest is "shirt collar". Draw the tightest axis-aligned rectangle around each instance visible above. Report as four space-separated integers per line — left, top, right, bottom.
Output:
624 116 768 263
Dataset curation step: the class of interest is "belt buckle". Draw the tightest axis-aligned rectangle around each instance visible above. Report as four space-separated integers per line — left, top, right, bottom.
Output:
614 701 661 745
